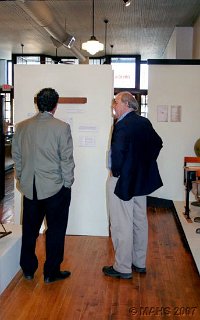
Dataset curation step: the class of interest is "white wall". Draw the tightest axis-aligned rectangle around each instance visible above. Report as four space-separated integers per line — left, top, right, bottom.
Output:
14 64 113 236
176 27 193 59
148 64 200 201
193 15 200 58
163 27 193 59
163 29 177 59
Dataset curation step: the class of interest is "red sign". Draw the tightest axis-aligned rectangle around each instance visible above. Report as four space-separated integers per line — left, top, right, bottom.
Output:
1 84 12 91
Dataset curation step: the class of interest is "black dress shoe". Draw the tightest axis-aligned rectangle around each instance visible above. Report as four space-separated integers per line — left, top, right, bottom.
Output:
132 264 146 273
23 273 34 280
44 270 71 283
102 266 132 279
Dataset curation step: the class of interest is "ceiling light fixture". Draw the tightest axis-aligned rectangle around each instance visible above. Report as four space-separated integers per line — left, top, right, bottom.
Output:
82 0 104 55
123 0 132 7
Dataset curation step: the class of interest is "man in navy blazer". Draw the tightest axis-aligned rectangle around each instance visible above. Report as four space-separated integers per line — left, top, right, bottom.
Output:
103 91 163 279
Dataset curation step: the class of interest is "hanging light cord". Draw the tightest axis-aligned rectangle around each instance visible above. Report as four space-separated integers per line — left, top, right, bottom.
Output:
104 19 108 56
21 43 24 55
92 0 95 37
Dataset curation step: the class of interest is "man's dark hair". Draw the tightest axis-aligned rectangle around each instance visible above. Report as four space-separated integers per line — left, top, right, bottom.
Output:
37 88 59 112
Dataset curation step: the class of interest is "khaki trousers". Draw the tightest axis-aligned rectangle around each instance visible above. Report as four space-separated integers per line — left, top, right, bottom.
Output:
107 176 148 273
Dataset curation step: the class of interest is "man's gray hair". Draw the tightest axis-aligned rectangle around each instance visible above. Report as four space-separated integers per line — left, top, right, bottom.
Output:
121 92 139 112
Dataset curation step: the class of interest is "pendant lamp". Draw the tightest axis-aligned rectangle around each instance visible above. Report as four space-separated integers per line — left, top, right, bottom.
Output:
82 0 104 55
123 0 132 6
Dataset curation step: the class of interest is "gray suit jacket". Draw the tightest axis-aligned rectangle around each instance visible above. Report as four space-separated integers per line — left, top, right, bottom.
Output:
12 112 75 200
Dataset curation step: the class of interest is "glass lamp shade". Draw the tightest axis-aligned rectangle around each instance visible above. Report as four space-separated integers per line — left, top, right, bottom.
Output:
124 0 131 6
82 35 104 55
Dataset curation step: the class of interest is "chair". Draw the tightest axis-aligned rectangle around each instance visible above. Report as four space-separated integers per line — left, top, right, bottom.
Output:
184 157 200 229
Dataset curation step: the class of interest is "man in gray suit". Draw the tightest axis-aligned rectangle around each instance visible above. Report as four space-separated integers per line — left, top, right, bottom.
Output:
12 88 75 283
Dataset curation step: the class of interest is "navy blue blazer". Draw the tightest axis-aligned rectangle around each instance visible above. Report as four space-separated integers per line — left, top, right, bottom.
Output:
111 111 163 201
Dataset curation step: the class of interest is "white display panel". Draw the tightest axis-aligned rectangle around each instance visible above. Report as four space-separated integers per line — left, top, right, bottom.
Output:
148 64 200 201
14 64 113 236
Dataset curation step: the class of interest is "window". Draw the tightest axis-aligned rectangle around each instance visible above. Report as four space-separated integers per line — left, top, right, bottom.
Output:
3 92 13 124
45 57 54 64
16 56 41 64
0 90 14 139
89 58 101 65
139 63 148 118
61 58 79 64
45 57 79 64
111 57 136 88
141 94 148 118
7 61 12 85
140 63 148 89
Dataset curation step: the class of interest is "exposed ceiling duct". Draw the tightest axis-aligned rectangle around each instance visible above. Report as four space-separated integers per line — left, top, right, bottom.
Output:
16 0 87 63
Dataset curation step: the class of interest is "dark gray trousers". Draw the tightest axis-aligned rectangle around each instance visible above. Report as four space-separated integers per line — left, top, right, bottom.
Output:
20 182 71 277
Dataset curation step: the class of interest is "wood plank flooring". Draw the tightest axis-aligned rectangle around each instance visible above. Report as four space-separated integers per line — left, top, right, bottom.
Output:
0 171 200 320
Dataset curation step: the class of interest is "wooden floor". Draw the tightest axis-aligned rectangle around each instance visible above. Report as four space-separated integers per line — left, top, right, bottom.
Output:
0 171 200 320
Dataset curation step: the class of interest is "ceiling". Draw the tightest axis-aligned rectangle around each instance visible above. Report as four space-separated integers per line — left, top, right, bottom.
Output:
0 0 200 61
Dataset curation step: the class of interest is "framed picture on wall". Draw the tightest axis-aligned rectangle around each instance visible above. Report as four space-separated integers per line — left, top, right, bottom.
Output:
157 105 168 122
170 105 182 122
